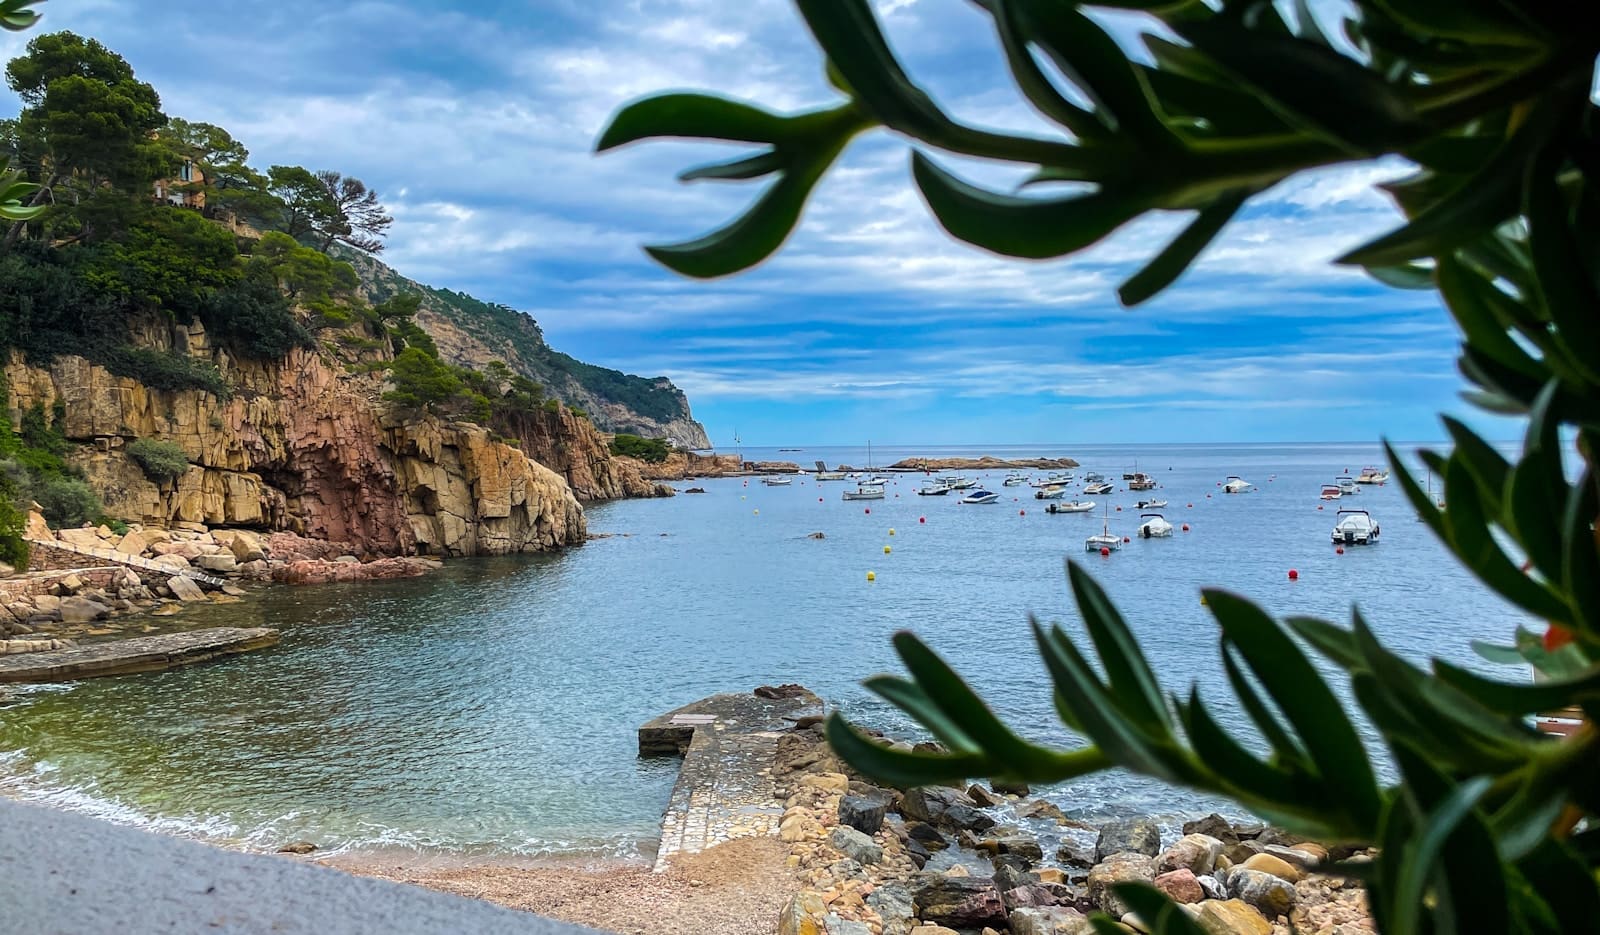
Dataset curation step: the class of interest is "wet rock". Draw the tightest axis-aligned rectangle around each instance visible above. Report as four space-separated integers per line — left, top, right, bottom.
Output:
906 821 949 852
1181 813 1242 844
900 786 995 834
276 841 317 855
911 875 1006 930
1056 840 1096 869
1261 844 1321 872
1197 874 1228 901
1152 868 1204 904
1001 883 1065 912
1086 854 1156 917
905 837 931 869
839 794 888 835
1229 868 1297 918
149 603 182 617
1239 853 1302 883
1096 818 1162 861
867 883 915 935
1016 799 1070 823
756 683 813 700
1196 899 1271 935
828 826 883 866
967 784 1004 807
991 834 1043 864
990 779 1030 796
1008 906 1090 935
1157 833 1224 875
59 596 111 624
167 576 207 602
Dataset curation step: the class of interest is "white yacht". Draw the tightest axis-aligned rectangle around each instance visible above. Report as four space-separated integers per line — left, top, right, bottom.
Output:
1048 500 1096 514
1136 498 1167 509
961 489 1000 505
842 485 885 501
1336 475 1360 495
815 471 846 481
1002 474 1029 487
1332 509 1380 544
1086 502 1121 551
916 483 950 496
1320 484 1342 500
1223 476 1252 494
1034 484 1068 500
1138 513 1174 538
761 475 792 486
1128 473 1156 491
1356 466 1389 485
1084 481 1115 496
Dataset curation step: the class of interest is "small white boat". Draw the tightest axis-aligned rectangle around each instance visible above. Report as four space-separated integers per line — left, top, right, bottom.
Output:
1084 481 1115 495
864 475 893 486
1002 476 1029 487
1034 485 1068 500
1320 484 1342 500
1136 498 1167 509
961 489 1000 505
815 471 846 481
916 484 950 496
1084 472 1106 484
948 477 977 490
843 486 885 501
761 475 793 486
1127 473 1156 491
1336 475 1359 496
1223 476 1252 494
1332 509 1379 544
1356 466 1389 485
1047 500 1096 514
1086 501 1121 551
1138 513 1174 538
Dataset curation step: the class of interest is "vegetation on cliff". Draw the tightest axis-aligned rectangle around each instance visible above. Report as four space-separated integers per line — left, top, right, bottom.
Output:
608 1 1600 931
608 433 671 464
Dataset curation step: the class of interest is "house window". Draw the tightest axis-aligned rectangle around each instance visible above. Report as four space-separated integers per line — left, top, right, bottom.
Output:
179 161 193 182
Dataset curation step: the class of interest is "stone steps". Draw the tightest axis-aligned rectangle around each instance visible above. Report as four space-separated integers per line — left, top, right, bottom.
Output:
26 538 226 587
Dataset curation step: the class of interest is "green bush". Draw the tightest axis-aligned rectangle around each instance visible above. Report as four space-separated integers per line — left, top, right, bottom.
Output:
198 272 313 360
609 433 670 463
125 437 190 484
382 347 462 414
35 476 101 528
102 346 231 398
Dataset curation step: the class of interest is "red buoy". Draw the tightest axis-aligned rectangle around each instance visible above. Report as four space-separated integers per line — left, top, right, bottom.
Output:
1122 536 1131 543
864 508 871 514
1318 505 1324 510
1100 547 1110 557
919 517 926 524
1116 506 1122 512
1019 510 1026 516
1336 547 1344 555
1181 524 1190 532
1288 569 1299 580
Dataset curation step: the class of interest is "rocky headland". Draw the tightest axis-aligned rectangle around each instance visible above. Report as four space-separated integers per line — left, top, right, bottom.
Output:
885 457 1081 472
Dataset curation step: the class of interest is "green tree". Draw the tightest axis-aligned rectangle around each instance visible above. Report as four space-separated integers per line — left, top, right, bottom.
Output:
382 347 463 415
605 3 1600 933
312 169 392 254
248 231 358 305
266 165 339 243
82 203 240 316
158 117 279 218
124 437 190 485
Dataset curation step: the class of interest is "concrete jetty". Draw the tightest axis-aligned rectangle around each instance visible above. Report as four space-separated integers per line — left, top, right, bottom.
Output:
0 627 279 682
639 686 822 871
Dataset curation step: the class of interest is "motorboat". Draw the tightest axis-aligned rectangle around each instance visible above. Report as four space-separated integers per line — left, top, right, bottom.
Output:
815 472 847 481
761 475 793 486
1138 513 1174 538
1128 473 1156 491
1223 476 1252 494
865 475 893 486
1035 485 1068 500
1048 500 1096 514
1332 509 1380 544
1084 481 1115 495
946 477 977 490
1136 498 1167 509
1356 466 1389 485
1086 501 1121 551
1336 475 1360 495
1002 475 1029 487
916 484 950 496
1084 472 1106 484
842 485 885 501
1320 484 1342 500
961 489 1000 505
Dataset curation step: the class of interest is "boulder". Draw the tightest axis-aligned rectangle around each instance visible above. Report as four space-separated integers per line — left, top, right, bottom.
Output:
967 784 1004 807
1157 833 1224 875
57 527 101 549
992 861 1036 893
821 916 871 935
906 822 949 852
900 786 995 834
1001 883 1064 912
840 794 888 835
58 597 111 624
167 575 207 602
1086 854 1156 918
1152 868 1204 904
1196 899 1271 935
991 834 1043 864
1228 868 1296 918
1222 841 1265 865
1261 844 1321 872
1056 840 1096 869
1008 907 1090 935
1096 818 1162 861
150 554 193 571
1181 813 1242 844
867 883 915 935
196 553 239 573
24 509 50 540
910 875 1006 930
1197 875 1228 901
908 928 960 935
1239 853 1302 883
828 826 883 866
990 779 1030 796
778 892 828 935
33 595 60 614
1016 799 1070 823
114 529 148 556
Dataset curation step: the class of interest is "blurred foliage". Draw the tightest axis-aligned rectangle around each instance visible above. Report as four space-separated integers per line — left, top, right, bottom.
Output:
604 1 1600 932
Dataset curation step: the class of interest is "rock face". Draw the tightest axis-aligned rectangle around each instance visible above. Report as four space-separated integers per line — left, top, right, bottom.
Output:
910 876 1006 929
5 344 586 557
1095 818 1162 861
503 403 671 501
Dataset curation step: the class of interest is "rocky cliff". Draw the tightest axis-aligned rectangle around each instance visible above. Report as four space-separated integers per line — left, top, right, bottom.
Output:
344 252 711 449
3 322 586 557
503 405 672 501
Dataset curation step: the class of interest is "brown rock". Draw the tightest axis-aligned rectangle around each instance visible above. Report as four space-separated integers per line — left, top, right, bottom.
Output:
1087 854 1157 917
1153 868 1204 904
1239 853 1303 883
1196 899 1271 935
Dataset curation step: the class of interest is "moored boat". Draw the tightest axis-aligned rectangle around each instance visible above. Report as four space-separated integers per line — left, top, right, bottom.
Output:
1356 466 1389 485
916 484 950 496
1034 484 1068 500
1223 475 1252 494
1048 500 1096 514
1336 475 1360 495
1128 473 1157 491
1086 501 1121 551
1138 513 1174 538
1084 481 1115 495
842 485 885 501
961 489 1000 505
1002 475 1029 487
761 475 792 486
1320 484 1342 500
1136 498 1167 509
1332 509 1380 544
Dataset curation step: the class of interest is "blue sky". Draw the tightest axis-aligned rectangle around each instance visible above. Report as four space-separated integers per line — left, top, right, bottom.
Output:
4 1 1490 447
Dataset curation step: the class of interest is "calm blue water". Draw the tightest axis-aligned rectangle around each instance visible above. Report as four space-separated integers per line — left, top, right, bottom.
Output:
0 442 1527 861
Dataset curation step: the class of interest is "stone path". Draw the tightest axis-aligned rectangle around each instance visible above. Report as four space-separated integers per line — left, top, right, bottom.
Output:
27 538 227 587
639 690 822 872
0 626 279 682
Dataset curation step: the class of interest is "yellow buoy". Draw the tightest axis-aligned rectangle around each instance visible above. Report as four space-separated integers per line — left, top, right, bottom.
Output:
867 571 876 581
889 528 896 536
753 509 759 515
1200 595 1208 605
883 545 892 554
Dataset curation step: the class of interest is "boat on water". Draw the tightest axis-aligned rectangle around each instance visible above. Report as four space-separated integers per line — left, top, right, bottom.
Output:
1128 472 1157 491
842 485 885 501
941 476 977 490
916 484 950 496
1084 481 1115 495
1086 501 1121 551
1002 475 1029 487
1320 484 1342 500
779 448 803 452
1356 466 1389 485
1122 460 1141 481
1332 509 1380 544
761 475 793 486
1083 472 1106 484
1138 513 1174 538
1047 499 1095 514
1035 485 1068 500
1136 498 1167 509
815 471 846 481
1336 475 1360 495
961 489 1000 505
1223 476 1252 494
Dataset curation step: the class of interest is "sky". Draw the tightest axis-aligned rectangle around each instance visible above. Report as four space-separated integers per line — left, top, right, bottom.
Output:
0 1 1500 447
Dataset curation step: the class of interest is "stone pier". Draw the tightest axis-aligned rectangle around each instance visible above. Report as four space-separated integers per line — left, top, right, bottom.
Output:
0 626 279 682
639 687 822 872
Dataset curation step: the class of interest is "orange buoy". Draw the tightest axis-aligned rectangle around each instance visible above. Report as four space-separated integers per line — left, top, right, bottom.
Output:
1100 547 1110 556
1288 569 1299 580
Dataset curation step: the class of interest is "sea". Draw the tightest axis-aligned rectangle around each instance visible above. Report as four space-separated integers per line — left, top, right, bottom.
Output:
0 442 1530 863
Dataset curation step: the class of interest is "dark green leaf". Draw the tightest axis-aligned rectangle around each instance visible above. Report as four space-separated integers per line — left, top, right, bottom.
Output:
1560 469 1600 632
595 93 793 151
1286 615 1364 669
1442 416 1511 514
1366 262 1436 290
1472 640 1528 666
1436 257 1545 383
1444 454 1571 622
824 713 990 787
864 676 979 752
1392 774 1495 935
1516 839 1600 934
1220 644 1312 770
1066 560 1171 732
1118 191 1248 306
1525 143 1600 386
678 150 784 182
1432 659 1600 714
1503 383 1568 583
1177 688 1305 806
990 0 1108 142
1108 882 1208 935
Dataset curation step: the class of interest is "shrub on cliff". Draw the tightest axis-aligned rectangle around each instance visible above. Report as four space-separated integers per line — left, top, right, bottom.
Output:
609 433 670 463
125 438 190 485
198 273 313 361
382 347 462 415
102 346 230 399
35 476 99 528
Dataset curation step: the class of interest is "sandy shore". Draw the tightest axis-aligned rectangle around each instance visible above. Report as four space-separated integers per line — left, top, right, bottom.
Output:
330 837 796 935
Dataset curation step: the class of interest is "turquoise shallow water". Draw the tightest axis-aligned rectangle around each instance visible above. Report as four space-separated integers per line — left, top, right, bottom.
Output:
0 442 1529 860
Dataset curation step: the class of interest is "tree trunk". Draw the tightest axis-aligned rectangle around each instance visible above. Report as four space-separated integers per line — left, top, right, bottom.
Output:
1 172 56 254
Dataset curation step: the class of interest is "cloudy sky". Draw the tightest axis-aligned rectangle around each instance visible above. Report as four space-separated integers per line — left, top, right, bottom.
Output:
3 1 1486 446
